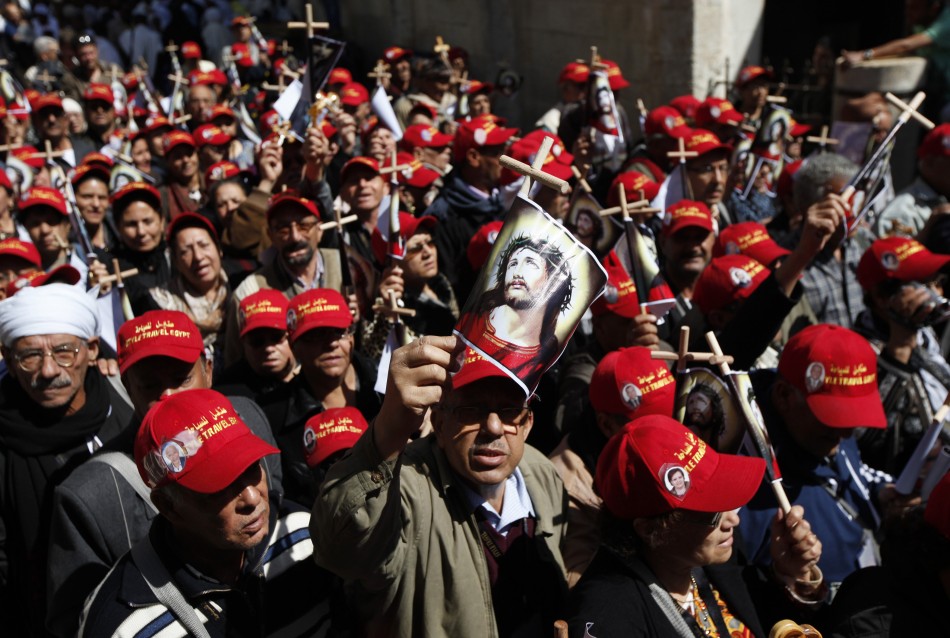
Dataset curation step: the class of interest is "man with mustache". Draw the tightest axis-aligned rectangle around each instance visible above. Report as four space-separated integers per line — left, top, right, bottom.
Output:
0 284 133 635
223 192 344 367
78 389 334 638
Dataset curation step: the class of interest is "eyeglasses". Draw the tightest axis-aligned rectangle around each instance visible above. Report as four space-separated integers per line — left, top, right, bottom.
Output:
245 330 288 348
297 325 355 344
405 237 434 256
270 218 320 239
683 509 723 528
448 404 530 431
686 161 729 176
14 343 83 372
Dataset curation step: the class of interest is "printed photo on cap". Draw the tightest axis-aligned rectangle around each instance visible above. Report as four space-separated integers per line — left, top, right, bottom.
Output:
805 361 825 393
621 383 642 411
661 464 691 499
161 441 187 473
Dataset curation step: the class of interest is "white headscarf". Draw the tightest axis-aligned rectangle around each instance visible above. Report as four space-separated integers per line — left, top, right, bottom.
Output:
0 283 100 347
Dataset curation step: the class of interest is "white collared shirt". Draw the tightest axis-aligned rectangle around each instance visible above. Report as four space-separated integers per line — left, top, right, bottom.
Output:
462 467 536 536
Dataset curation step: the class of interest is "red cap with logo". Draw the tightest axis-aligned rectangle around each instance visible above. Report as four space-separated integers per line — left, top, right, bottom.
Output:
735 65 773 89
205 160 243 183
163 130 196 154
339 156 380 184
135 389 279 493
401 124 454 150
596 416 766 520
919 123 950 158
715 222 789 267
777 324 887 429
265 191 321 222
662 200 713 237
194 124 232 148
81 152 115 169
118 310 204 374
856 236 950 290
143 115 173 136
239 289 289 337
339 82 369 106
82 83 114 105
188 69 227 87
19 186 68 216
166 212 218 246
209 104 236 122
600 59 630 90
558 61 590 84
450 346 512 390
693 254 770 315
11 146 43 169
644 106 692 139
181 41 201 59
383 46 413 63
287 289 353 344
669 94 701 121
230 43 253 67
591 250 640 318
695 97 744 128
303 406 368 468
501 131 573 185
684 128 730 157
329 67 353 85
6 264 81 297
0 238 41 268
925 472 950 541
590 347 676 419
370 212 436 264
467 220 504 270
70 163 111 188
453 115 518 162
388 152 440 188
31 93 63 112
607 170 660 207
110 182 162 215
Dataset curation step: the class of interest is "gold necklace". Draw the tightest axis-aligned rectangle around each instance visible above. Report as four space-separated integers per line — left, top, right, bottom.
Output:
691 575 715 637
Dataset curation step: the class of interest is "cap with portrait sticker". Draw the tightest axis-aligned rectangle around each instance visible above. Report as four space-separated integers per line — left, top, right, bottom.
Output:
163 130 196 154
558 61 590 84
118 310 205 374
303 406 368 468
857 236 950 290
925 472 950 541
662 200 713 237
453 115 518 162
600 59 630 90
590 347 676 420
777 324 886 429
265 191 321 222
596 416 766 520
590 250 640 319
328 67 353 85
181 41 201 59
684 128 730 157
6 264 81 298
0 237 41 268
450 346 512 390
644 106 692 139
239 289 289 337
735 65 773 89
339 82 369 106
371 212 436 264
695 97 744 128
669 95 701 121
715 222 789 267
383 46 413 63
607 170 660 207
135 389 279 494
287 288 353 343
205 160 243 183
194 124 232 148
339 156 380 184
388 152 440 188
467 220 504 271
82 83 114 105
19 186 68 216
401 124 454 150
693 254 770 315
917 124 950 159
110 182 162 216
501 131 574 185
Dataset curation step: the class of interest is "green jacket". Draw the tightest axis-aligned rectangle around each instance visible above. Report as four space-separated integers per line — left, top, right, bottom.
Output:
311 429 568 637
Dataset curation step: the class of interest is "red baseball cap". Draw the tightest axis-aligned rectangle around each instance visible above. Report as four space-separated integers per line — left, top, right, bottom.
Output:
339 82 369 107
789 120 812 139
857 236 950 290
163 130 196 154
462 79 493 96
11 146 44 170
371 212 436 264
70 163 110 188
383 46 412 63
193 124 232 148
143 115 173 136
230 43 253 68
287 289 353 343
166 212 218 246
591 250 640 319
31 93 63 112
693 254 770 315
715 222 790 267
467 220 504 270
501 131 574 185
209 104 236 122
925 472 950 540
918 123 950 159
118 310 205 374
19 186 67 216
662 200 713 237
82 83 114 105
329 67 353 85
401 124 454 150
684 128 730 157
110 182 162 216
339 156 380 184
596 416 766 520
695 97 744 128
181 41 201 59
777 324 886 429
6 264 81 297
600 59 630 90
558 61 590 84
0 238 41 268
0 170 8 193
265 191 321 223
644 106 692 139
231 16 252 26
453 115 518 162
669 94 701 121
589 347 676 419
303 406 368 468
259 110 280 136
735 65 773 89
389 152 440 188
81 152 115 170
450 346 512 390
239 289 289 337
188 69 227 87
205 160 243 183
135 389 279 493
607 170 660 207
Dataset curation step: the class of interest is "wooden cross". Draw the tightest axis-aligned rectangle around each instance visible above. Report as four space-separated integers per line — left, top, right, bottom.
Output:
571 164 592 194
279 40 293 56
35 69 56 89
286 4 330 39
651 326 734 373
319 211 358 231
165 41 179 55
29 139 67 165
667 137 698 165
272 119 293 147
765 94 788 104
167 72 190 86
379 153 412 178
308 92 340 129
368 59 391 85
805 125 839 150
499 136 571 196
599 183 659 220
434 36 452 67
92 259 140 286
589 45 601 69
886 91 936 130
170 113 191 126
373 289 416 321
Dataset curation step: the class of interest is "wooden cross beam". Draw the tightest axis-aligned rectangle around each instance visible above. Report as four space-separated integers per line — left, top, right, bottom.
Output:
886 91 936 130
29 139 67 165
280 66 302 81
286 4 330 39
170 113 191 126
571 164 592 194
599 184 656 220
765 95 788 104
319 212 358 231
373 289 416 320
379 159 412 177
650 326 734 373
93 260 140 286
167 72 190 86
805 125 839 149
498 135 571 197
589 45 601 69
368 59 391 85
272 119 293 147
279 40 293 56
165 41 179 55
667 137 699 165
35 69 56 87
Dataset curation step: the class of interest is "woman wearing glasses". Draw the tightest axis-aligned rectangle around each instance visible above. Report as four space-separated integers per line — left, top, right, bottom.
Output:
568 416 825 637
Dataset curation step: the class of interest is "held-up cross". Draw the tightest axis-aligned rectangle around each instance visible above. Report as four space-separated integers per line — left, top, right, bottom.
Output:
499 135 571 197
368 59 391 85
434 36 452 67
93 259 140 287
599 183 659 220
286 4 330 39
29 140 67 166
165 42 179 55
272 119 293 147
319 208 358 232
35 69 56 89
373 290 416 321
886 91 936 130
667 137 699 165
805 125 839 150
651 326 734 373
167 71 190 86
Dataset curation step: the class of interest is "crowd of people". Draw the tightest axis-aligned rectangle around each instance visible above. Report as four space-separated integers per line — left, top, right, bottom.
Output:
0 1 949 637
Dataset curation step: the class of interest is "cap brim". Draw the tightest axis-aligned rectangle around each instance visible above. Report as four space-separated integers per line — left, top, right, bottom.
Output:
240 317 287 338
119 343 203 374
680 453 766 513
806 393 887 429
902 252 950 283
178 431 280 494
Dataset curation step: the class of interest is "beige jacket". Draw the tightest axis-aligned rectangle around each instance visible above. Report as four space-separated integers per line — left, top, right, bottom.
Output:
549 435 603 588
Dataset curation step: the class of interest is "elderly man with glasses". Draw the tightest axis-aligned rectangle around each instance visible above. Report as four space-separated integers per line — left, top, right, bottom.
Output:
0 283 134 635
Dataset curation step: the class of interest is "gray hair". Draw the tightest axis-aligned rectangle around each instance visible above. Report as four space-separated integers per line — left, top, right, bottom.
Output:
34 36 58 56
793 153 858 211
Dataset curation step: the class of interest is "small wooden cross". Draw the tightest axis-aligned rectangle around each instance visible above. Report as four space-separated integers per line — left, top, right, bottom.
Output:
650 326 734 373
589 45 601 69
167 72 190 86
368 59 391 85
92 259 140 286
805 125 839 150
434 36 452 67
599 183 658 220
279 40 293 56
571 164 592 194
319 211 358 231
29 139 67 165
886 91 935 130
35 69 57 89
373 290 416 321
165 41 179 55
765 94 788 104
170 113 192 126
272 119 293 147
667 137 699 165
499 135 571 196
379 154 412 179
308 92 340 128
286 4 330 39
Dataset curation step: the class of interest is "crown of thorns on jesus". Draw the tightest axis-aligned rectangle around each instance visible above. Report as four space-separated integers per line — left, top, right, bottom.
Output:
494 232 575 313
